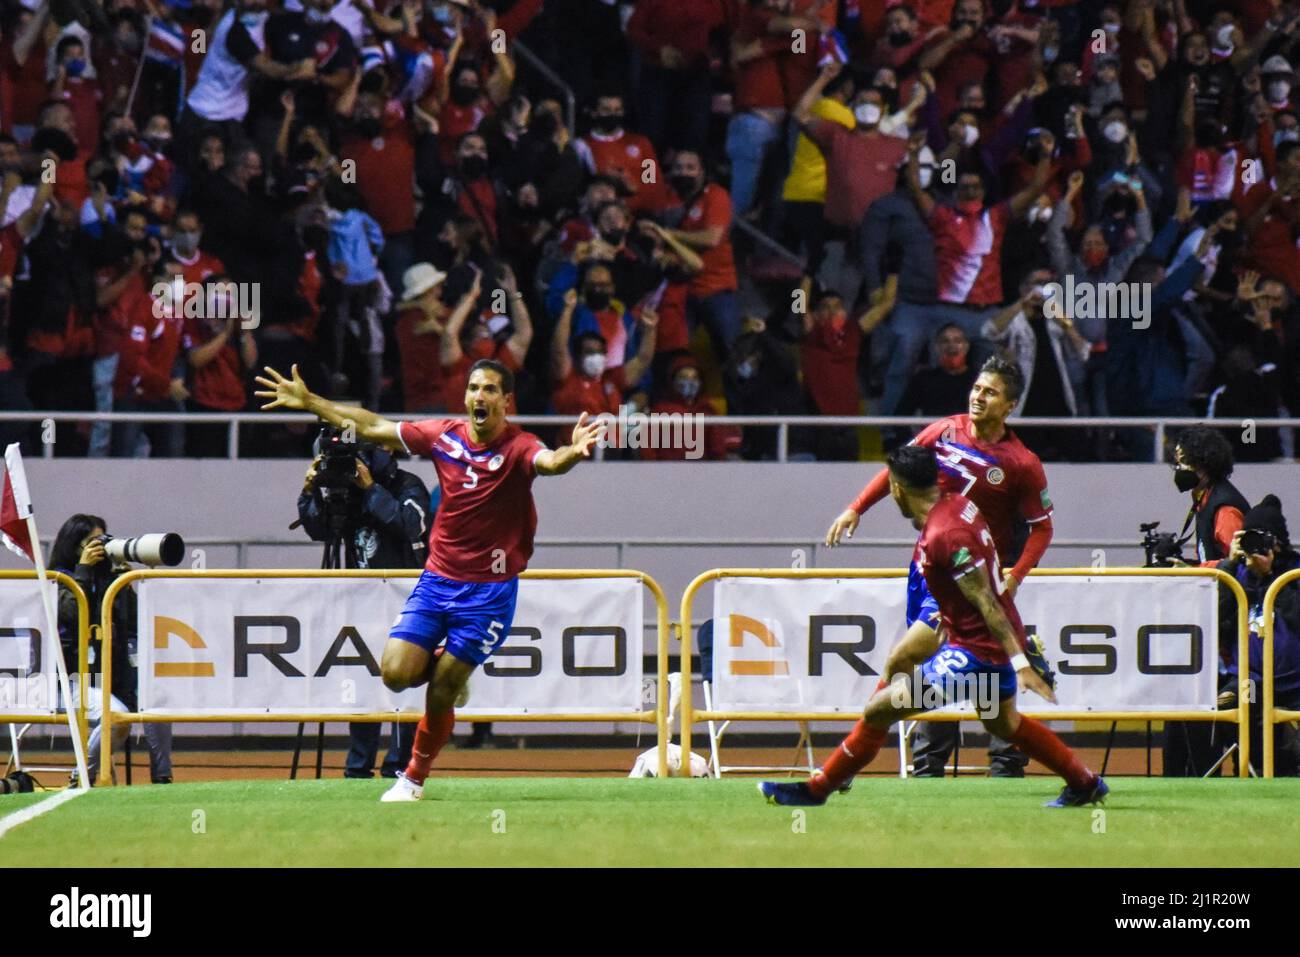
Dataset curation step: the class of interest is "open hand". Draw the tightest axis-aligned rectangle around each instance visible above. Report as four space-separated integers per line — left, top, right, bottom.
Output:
569 410 605 457
254 364 311 411
825 508 860 547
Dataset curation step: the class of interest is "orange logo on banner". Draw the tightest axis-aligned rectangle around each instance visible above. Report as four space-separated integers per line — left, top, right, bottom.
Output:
154 617 215 677
728 614 789 675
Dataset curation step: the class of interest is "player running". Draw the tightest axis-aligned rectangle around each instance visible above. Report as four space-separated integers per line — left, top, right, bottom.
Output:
822 355 1055 782
760 446 1107 807
256 360 602 802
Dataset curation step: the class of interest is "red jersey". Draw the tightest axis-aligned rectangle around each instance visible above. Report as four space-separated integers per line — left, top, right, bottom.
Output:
930 200 1010 305
395 307 443 411
851 413 1052 564
114 302 184 402
575 129 667 212
181 316 246 411
341 116 416 235
551 366 625 417
915 492 1026 665
397 418 548 582
681 184 737 298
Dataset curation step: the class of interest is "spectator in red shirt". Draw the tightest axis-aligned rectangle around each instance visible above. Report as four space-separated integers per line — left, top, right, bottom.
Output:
394 262 449 413
111 260 188 457
2 2 51 140
50 36 102 158
793 61 911 232
661 150 740 359
799 286 864 461
168 209 225 286
918 0 995 120
182 275 258 456
642 355 736 461
439 264 531 410
574 93 665 214
869 4 933 74
1238 139 1300 295
625 0 720 154
550 287 657 418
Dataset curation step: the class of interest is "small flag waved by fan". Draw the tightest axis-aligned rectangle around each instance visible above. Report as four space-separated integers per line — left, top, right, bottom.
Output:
818 29 849 68
145 17 187 67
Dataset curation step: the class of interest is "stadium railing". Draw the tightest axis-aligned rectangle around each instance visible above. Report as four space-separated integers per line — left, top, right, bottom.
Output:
0 571 90 758
11 411 1300 463
677 567 1252 778
1263 568 1300 778
95 568 673 786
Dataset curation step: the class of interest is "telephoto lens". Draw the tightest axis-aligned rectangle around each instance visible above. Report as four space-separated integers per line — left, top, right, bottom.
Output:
99 533 185 567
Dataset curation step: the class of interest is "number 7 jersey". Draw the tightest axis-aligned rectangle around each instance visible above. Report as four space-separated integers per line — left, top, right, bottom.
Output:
912 413 1053 564
398 419 549 583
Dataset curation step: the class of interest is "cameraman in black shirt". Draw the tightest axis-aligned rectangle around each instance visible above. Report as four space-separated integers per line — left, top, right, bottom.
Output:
298 431 435 778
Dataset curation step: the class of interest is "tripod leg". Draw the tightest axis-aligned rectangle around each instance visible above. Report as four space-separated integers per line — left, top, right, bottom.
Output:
291 722 305 779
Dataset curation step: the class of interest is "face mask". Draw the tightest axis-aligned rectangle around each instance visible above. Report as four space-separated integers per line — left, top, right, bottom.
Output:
1103 21 1120 34
240 11 267 28
961 124 979 147
432 5 452 23
827 310 847 332
64 58 86 78
957 198 982 215
356 117 382 138
486 313 510 335
581 353 606 378
172 230 200 255
1173 467 1200 493
917 165 934 189
736 358 757 380
854 103 883 125
458 155 488 178
938 352 966 372
145 132 172 151
887 30 913 47
1268 80 1291 103
677 378 700 401
1276 130 1300 146
119 31 142 54
1082 247 1107 269
1102 120 1128 144
585 290 611 310
1028 204 1051 224
592 113 623 133
305 6 326 22
1043 45 1059 63
452 84 480 107
670 174 699 199
600 227 626 246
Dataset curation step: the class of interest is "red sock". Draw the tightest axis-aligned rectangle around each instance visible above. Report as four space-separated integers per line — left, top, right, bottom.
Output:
810 718 889 797
404 709 455 785
1007 715 1095 789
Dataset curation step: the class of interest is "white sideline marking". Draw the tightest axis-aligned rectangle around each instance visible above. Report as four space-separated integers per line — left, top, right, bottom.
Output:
0 787 88 839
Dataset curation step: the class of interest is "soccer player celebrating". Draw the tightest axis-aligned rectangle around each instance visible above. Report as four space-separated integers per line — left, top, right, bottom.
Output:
761 446 1107 807
255 360 603 802
824 355 1054 777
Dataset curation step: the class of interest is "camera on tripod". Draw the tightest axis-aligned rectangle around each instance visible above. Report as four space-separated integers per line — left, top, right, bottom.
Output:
315 425 365 526
1140 521 1188 568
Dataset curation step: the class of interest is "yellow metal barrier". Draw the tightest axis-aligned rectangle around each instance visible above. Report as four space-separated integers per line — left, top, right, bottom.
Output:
0 570 90 757
1262 568 1300 778
98 568 672 786
678 567 1251 778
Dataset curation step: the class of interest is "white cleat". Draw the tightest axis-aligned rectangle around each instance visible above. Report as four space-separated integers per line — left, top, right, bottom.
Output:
380 772 423 803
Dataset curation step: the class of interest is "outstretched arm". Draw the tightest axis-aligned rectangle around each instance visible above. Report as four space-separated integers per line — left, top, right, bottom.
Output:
534 412 605 476
254 364 403 449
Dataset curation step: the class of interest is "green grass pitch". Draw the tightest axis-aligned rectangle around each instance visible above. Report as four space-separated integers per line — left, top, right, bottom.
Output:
3 777 1299 867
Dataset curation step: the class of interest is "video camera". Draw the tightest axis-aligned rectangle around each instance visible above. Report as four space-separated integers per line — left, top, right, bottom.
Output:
92 532 185 567
1140 521 1188 568
313 425 367 545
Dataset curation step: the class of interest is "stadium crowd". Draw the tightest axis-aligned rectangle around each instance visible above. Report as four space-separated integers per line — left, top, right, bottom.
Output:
0 0 1296 462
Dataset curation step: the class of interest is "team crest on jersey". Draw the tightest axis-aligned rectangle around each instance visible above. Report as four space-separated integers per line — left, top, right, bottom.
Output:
986 466 1005 486
488 453 505 471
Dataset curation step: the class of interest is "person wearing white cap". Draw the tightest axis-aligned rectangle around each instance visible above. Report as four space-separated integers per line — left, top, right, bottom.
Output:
1263 54 1294 112
395 263 449 413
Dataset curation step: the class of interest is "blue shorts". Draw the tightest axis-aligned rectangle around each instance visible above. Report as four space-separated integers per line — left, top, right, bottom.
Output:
390 571 519 666
906 560 940 629
919 645 1018 705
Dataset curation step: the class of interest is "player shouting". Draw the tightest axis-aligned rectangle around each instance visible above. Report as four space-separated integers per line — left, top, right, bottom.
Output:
824 355 1054 780
256 360 603 802
761 446 1107 807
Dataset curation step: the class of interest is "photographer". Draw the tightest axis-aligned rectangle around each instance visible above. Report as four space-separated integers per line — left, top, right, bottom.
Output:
1170 426 1250 566
297 432 434 778
51 514 173 785
1217 496 1300 776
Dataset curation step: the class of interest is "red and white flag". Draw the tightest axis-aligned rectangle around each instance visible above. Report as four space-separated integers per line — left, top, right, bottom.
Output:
1 443 34 562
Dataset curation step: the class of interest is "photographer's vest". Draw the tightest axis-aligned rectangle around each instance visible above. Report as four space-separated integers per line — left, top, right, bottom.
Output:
1194 480 1250 563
